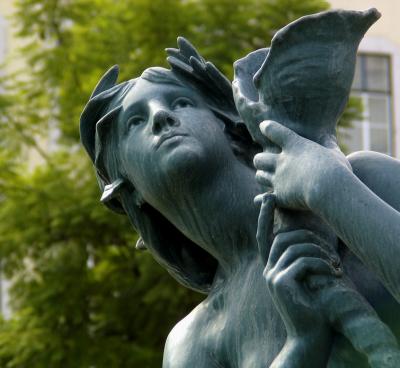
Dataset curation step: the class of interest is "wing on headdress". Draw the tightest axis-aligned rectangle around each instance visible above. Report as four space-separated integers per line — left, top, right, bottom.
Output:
166 37 239 124
90 65 120 99
80 65 128 214
80 65 120 163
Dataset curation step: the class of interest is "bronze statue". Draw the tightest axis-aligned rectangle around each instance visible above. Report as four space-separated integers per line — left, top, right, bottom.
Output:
80 8 400 367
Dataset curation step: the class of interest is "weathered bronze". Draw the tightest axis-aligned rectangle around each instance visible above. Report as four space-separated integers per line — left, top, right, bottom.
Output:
80 8 400 367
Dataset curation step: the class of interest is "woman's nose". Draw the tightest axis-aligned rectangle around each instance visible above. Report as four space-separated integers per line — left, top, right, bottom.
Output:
151 109 179 134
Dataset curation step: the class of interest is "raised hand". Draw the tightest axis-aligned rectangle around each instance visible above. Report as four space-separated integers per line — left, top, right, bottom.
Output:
266 230 341 332
256 194 400 368
254 120 351 211
266 231 340 367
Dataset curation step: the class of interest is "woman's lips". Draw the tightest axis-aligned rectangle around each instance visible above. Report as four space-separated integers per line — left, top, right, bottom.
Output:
156 133 188 149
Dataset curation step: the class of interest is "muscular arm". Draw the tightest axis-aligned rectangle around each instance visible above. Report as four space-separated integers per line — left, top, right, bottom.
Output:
256 119 400 304
309 151 400 303
348 151 400 212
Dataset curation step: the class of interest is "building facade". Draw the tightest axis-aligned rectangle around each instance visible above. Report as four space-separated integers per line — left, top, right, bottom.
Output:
330 0 400 158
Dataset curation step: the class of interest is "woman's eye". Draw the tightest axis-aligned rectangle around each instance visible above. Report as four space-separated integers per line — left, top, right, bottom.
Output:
127 116 145 129
172 97 194 110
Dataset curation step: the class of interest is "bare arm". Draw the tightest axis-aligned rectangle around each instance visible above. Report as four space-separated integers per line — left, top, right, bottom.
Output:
257 159 400 368
255 120 400 303
308 151 400 302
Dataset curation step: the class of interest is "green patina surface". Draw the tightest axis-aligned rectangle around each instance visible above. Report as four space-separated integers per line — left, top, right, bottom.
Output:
80 9 400 367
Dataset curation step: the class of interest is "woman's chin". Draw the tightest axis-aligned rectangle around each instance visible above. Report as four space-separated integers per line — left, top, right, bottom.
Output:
160 143 210 180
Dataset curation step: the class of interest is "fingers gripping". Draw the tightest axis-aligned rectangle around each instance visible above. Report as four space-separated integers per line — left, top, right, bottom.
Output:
259 120 297 149
256 194 276 265
253 153 278 172
255 170 273 189
271 243 333 273
265 241 341 293
286 257 336 282
267 229 328 272
267 257 336 298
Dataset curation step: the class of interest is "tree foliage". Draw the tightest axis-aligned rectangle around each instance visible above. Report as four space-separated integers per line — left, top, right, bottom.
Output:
0 0 360 367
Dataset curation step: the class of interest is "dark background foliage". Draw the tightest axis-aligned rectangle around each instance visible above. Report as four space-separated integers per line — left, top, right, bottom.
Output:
0 0 359 366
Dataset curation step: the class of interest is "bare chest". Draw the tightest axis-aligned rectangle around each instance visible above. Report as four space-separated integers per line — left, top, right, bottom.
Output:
163 257 400 368
163 273 286 368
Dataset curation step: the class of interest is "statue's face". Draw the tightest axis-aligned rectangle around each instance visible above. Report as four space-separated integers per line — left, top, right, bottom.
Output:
117 78 236 207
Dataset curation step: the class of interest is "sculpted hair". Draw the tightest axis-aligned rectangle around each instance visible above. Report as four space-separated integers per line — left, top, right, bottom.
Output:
79 38 260 293
80 38 260 213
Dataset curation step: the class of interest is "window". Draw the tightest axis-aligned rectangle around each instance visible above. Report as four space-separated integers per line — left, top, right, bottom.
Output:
340 54 393 155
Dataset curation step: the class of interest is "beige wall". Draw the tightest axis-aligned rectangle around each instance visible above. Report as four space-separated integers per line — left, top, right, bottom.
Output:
330 0 400 157
1 0 399 157
0 0 13 52
0 0 26 72
0 0 14 23
330 0 400 47
0 0 14 14
0 0 49 168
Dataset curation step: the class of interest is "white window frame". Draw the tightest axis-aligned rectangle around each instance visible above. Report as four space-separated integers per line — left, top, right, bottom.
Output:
357 36 400 158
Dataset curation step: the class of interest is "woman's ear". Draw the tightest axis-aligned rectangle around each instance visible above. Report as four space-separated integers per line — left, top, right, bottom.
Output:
100 178 125 203
101 177 145 208
135 237 147 250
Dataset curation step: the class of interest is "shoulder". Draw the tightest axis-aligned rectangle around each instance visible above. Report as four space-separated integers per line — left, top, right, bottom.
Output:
347 150 400 176
162 303 212 368
347 150 400 211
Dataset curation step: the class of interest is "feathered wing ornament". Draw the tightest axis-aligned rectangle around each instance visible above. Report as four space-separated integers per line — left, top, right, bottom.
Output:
80 65 120 163
80 65 132 214
166 37 261 166
166 37 240 125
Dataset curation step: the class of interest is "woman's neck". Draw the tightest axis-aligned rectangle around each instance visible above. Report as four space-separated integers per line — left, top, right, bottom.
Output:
157 158 262 276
